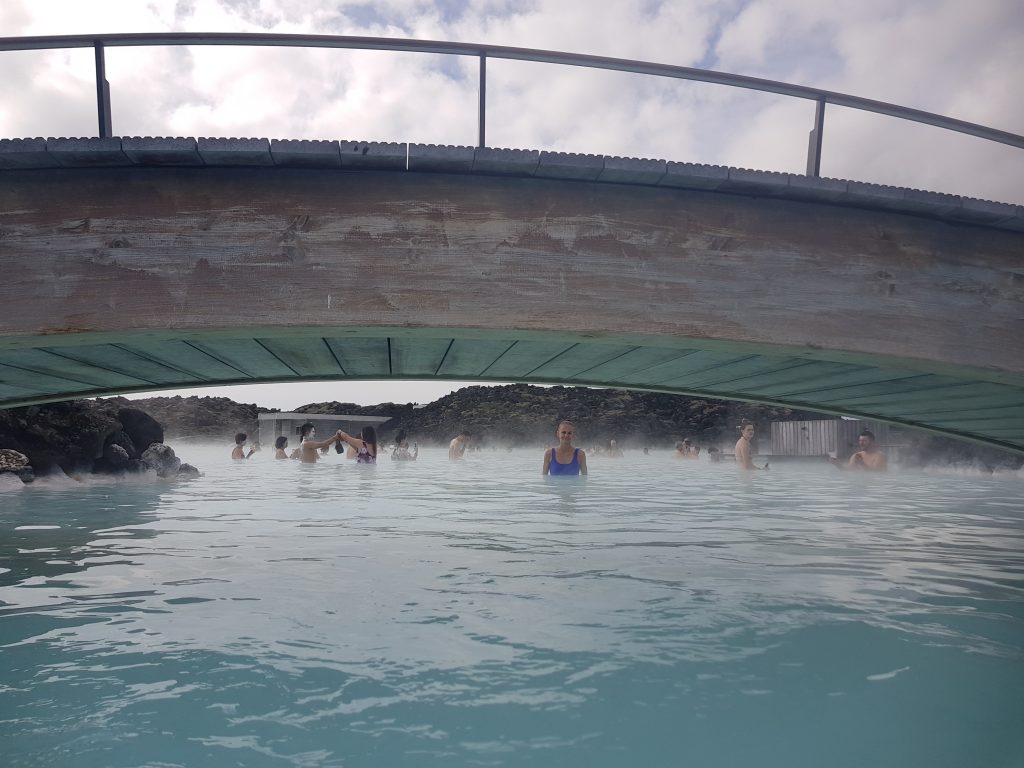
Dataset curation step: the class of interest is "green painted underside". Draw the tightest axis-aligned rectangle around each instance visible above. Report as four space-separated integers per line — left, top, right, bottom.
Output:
1 328 1022 454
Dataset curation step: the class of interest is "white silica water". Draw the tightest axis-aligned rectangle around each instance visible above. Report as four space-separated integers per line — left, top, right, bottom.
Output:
1 445 1022 768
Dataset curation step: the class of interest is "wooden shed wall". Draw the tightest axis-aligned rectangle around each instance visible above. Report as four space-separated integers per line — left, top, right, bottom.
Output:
770 420 890 458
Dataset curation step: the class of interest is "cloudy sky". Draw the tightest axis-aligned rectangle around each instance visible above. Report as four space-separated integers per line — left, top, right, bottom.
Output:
2 0 1021 409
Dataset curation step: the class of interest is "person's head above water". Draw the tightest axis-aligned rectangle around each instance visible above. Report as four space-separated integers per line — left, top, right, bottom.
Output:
858 430 877 449
234 432 247 445
361 425 377 449
299 423 315 441
739 422 755 439
274 436 288 450
555 420 576 444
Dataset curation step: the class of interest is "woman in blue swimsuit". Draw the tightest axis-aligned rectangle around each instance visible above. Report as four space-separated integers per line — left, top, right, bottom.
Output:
542 420 588 476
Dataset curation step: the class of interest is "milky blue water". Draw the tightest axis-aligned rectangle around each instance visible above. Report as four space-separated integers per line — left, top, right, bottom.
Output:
1 445 1023 768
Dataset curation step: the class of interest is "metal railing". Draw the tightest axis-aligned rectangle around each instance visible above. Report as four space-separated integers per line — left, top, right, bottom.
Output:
2 32 1022 177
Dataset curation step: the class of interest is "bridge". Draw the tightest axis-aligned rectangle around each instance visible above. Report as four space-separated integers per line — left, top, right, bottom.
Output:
1 35 1022 454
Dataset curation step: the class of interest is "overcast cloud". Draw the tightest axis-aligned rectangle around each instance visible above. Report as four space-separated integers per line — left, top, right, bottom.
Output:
1 1 1021 409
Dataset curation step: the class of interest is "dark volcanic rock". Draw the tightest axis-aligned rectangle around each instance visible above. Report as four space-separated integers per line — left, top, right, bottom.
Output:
0 400 199 479
0 448 33 485
0 400 124 474
115 395 276 440
0 448 30 471
295 401 386 416
104 430 138 459
94 443 131 474
126 459 153 475
141 443 181 477
368 384 823 450
117 408 164 453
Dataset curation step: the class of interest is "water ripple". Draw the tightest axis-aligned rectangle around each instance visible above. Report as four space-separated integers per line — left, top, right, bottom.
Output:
1 447 1022 766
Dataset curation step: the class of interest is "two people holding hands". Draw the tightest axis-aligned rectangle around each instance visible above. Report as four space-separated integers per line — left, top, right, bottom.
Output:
292 423 378 464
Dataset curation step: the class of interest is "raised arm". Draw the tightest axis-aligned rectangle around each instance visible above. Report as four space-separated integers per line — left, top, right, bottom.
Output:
304 435 339 450
336 431 369 453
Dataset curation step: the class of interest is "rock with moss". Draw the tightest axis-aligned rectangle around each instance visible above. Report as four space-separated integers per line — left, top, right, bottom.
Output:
0 448 33 484
140 443 181 477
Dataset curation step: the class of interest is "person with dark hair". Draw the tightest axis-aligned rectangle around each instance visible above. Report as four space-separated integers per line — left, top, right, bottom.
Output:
543 420 588 476
274 435 290 460
336 426 378 464
232 432 256 460
390 428 416 460
735 421 767 470
392 439 418 461
291 422 340 464
831 429 887 471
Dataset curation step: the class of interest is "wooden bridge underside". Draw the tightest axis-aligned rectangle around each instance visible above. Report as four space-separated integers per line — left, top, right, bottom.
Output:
1 143 1021 452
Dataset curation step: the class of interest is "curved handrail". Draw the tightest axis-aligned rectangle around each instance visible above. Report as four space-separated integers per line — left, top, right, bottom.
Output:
2 32 1022 176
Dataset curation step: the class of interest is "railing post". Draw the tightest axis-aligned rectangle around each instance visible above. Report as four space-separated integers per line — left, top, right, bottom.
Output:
805 97 825 177
478 53 486 148
94 41 112 138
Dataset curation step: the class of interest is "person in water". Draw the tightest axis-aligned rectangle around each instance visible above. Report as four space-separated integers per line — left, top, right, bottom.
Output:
734 422 767 470
392 440 418 461
336 426 378 464
231 433 256 460
291 423 340 464
449 431 470 461
605 439 624 458
831 429 887 471
335 438 358 459
674 439 700 459
542 420 588 476
274 435 290 460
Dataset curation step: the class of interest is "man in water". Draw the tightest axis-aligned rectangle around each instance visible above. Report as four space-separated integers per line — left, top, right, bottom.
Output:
449 431 470 460
291 423 340 464
735 423 767 470
542 420 588 476
831 430 887 471
231 433 256 460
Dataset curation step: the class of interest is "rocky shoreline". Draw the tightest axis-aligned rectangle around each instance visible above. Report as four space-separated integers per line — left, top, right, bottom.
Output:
1 385 1019 485
136 385 823 449
0 399 199 487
